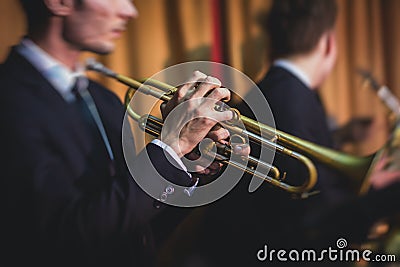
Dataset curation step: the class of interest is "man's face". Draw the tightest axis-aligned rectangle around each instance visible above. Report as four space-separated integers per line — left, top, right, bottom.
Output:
64 0 138 54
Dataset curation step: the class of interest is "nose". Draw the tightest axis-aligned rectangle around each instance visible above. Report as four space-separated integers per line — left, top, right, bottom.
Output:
119 0 139 20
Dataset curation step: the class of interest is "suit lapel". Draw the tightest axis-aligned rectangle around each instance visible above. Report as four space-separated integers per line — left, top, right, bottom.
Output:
4 48 94 152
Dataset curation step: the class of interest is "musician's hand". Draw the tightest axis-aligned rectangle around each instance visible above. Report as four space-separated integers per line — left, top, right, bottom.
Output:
369 153 400 190
185 125 251 176
160 71 233 158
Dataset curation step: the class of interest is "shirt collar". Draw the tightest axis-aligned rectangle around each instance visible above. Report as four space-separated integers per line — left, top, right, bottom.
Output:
273 59 312 89
16 38 85 102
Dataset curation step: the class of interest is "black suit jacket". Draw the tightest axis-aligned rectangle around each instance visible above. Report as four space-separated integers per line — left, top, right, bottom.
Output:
0 48 192 267
258 66 350 200
238 66 353 247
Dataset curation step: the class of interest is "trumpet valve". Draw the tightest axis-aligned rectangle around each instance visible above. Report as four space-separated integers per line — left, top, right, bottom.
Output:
229 108 241 123
270 135 278 143
279 172 287 182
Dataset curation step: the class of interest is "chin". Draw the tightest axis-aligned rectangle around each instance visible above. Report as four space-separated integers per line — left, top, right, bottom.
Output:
85 43 115 55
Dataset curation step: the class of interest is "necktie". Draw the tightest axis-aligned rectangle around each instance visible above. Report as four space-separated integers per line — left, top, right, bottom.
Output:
72 76 116 176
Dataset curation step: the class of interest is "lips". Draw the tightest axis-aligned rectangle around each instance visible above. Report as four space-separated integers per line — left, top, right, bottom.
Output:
114 23 127 32
111 27 125 38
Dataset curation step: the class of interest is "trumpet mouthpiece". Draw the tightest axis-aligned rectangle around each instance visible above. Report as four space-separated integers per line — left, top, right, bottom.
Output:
85 58 117 78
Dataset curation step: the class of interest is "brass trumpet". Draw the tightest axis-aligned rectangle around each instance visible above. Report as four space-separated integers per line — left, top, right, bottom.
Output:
86 59 374 197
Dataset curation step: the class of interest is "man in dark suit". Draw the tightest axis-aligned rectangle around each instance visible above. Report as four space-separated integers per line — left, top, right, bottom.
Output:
0 0 238 266
177 2 345 264
248 1 400 260
241 0 353 249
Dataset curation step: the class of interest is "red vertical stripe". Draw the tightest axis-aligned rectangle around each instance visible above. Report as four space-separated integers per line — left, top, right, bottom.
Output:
211 0 223 63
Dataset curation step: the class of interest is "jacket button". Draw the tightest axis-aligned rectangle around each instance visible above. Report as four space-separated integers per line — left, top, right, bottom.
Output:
165 185 174 194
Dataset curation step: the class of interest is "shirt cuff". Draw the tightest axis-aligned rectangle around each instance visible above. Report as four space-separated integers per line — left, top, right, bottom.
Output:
151 139 192 178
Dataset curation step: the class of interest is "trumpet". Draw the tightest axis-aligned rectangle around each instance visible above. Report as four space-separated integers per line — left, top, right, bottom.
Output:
86 59 374 197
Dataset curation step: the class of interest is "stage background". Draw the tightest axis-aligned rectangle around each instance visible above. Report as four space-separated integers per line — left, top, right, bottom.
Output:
1 0 400 155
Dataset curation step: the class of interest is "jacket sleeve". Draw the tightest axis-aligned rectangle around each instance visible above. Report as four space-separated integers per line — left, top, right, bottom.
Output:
0 91 193 254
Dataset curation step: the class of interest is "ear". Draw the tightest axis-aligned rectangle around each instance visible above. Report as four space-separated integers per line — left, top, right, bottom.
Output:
323 31 337 57
44 0 74 16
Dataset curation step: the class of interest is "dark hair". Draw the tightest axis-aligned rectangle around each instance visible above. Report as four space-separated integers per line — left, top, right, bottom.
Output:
263 0 338 61
19 0 50 28
19 0 83 30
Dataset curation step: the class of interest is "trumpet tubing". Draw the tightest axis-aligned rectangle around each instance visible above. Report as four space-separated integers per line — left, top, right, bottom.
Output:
86 59 374 196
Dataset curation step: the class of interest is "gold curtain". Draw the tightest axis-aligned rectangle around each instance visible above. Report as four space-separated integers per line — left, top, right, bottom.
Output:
1 0 399 154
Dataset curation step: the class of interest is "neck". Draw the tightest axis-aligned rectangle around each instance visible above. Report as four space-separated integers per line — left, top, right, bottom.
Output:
28 19 81 71
285 52 324 89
